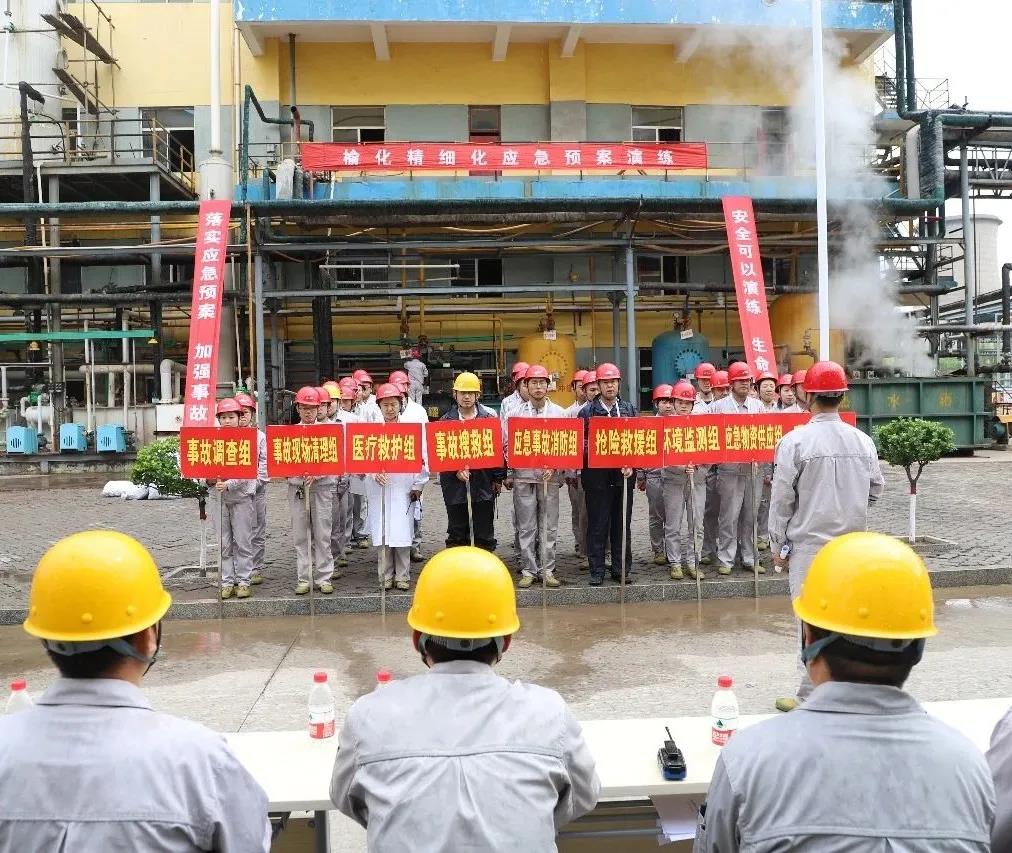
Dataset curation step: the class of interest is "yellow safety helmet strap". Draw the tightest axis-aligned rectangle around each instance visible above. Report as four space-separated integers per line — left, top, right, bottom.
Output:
800 628 925 665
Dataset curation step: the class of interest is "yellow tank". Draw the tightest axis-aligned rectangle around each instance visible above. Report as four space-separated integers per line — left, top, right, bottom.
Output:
769 293 846 371
517 334 577 407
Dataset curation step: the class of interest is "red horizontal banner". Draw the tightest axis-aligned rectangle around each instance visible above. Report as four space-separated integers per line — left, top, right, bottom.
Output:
345 422 424 474
507 417 584 469
179 427 257 480
266 425 345 477
302 142 708 173
587 417 664 469
425 419 503 474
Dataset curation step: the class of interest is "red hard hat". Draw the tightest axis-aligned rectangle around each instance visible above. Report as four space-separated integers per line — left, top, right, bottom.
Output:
571 369 588 386
652 383 674 402
410 347 420 358
754 371 777 385
375 382 402 402
511 361 530 380
803 360 848 394
354 370 373 385
340 384 357 401
524 364 550 381
234 392 256 410
694 362 716 381
596 362 621 381
777 373 794 389
711 370 730 389
295 386 320 406
315 387 331 404
672 381 697 402
583 370 598 384
389 370 408 385
216 397 242 416
727 362 752 383
394 379 409 394
339 377 357 389
792 369 808 387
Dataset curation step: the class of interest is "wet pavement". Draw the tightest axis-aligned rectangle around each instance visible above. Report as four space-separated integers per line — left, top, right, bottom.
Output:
3 586 1010 851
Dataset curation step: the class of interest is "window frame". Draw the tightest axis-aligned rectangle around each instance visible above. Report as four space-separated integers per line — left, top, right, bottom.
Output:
330 107 386 144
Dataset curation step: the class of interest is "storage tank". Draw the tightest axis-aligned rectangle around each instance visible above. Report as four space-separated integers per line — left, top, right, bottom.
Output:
517 334 577 407
769 293 845 371
651 330 711 386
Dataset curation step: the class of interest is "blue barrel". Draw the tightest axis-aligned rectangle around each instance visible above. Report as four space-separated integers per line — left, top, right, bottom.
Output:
651 331 711 387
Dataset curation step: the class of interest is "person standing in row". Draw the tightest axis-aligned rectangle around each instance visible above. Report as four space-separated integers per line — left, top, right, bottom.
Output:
346 376 372 549
754 372 779 555
769 361 884 712
330 383 358 571
566 370 589 568
582 370 600 405
234 392 267 586
578 362 636 586
699 369 729 566
670 381 707 579
500 362 530 555
776 373 796 410
403 347 428 406
438 372 505 551
391 372 430 563
694 362 717 407
207 398 257 600
786 368 809 413
640 385 675 570
288 386 335 596
508 364 568 589
367 384 429 591
710 362 764 576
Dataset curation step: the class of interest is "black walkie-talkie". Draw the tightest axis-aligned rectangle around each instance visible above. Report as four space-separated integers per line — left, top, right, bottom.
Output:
658 726 687 781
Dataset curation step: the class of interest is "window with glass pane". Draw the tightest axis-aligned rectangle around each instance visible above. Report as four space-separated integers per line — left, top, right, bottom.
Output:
631 107 683 143
140 107 194 172
637 254 689 294
331 107 385 143
468 106 501 136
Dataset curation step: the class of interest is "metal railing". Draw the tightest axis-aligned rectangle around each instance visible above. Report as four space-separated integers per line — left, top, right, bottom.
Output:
874 49 950 112
0 116 195 193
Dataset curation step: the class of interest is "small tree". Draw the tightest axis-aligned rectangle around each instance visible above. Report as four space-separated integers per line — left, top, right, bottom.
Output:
873 418 955 543
131 437 206 501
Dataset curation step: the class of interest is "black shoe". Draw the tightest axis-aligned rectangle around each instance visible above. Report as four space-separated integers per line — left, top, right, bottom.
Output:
611 574 632 584
589 577 603 586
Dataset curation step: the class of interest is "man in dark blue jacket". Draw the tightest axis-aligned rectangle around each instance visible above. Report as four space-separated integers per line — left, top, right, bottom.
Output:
576 362 637 585
438 372 505 551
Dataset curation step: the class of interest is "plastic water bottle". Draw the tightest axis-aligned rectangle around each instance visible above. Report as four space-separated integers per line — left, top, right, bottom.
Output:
308 672 335 739
5 680 33 714
710 675 739 746
375 669 392 690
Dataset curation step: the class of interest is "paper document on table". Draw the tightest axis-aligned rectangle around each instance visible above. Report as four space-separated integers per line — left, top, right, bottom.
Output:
651 793 702 844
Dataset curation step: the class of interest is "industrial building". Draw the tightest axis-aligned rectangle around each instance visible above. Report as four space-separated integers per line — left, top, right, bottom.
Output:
1 0 1010 455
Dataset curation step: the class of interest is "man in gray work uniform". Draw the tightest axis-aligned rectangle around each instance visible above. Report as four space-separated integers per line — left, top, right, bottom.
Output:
331 547 600 850
695 533 995 853
989 705 1012 851
0 530 269 852
768 360 884 712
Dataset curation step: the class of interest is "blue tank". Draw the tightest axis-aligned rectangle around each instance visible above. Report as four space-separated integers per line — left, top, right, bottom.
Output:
651 330 711 387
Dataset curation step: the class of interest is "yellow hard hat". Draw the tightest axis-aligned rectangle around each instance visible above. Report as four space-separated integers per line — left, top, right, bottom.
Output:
793 532 937 641
408 547 520 639
24 531 172 643
452 372 482 393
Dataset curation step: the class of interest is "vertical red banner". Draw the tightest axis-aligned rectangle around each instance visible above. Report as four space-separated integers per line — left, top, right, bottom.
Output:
182 199 232 427
722 196 776 378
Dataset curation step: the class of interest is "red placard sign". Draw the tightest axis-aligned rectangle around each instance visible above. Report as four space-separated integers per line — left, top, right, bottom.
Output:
265 425 345 477
179 427 257 479
722 196 776 378
182 199 231 427
302 142 708 173
586 417 663 469
506 417 583 470
425 419 503 473
660 415 726 465
345 421 424 474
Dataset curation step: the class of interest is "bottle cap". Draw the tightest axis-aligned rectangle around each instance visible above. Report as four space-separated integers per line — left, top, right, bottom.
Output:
10 680 26 691
717 675 733 689
313 671 328 684
376 669 392 684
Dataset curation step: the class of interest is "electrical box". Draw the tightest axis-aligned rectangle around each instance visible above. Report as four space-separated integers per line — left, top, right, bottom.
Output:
155 403 185 433
7 426 39 455
96 424 127 453
60 423 88 452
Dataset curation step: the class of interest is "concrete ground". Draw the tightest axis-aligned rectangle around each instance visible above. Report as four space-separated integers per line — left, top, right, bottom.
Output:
2 452 1012 614
1 588 1010 851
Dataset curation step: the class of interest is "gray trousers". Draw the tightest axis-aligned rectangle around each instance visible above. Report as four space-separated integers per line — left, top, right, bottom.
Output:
380 545 410 583
252 482 268 572
409 383 424 404
757 463 773 544
331 478 350 560
210 494 254 587
789 544 820 701
568 478 587 556
346 493 369 542
412 494 423 550
288 482 334 585
700 465 720 560
716 466 757 568
645 478 665 556
514 481 560 578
